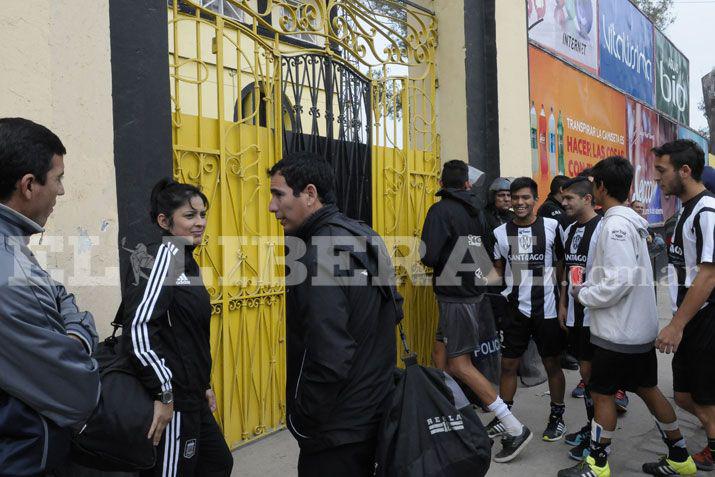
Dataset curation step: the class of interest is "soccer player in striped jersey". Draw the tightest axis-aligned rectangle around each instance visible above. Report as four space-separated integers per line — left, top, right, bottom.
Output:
557 177 603 461
486 177 568 443
653 140 715 473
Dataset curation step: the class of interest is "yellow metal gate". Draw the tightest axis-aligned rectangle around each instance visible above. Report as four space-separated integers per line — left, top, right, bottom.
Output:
169 0 438 449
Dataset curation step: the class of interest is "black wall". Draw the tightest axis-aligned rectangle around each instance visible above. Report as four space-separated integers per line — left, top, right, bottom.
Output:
109 1 174 288
464 0 500 204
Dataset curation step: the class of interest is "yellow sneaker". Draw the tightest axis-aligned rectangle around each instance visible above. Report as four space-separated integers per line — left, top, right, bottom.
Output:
642 456 697 476
557 455 611 477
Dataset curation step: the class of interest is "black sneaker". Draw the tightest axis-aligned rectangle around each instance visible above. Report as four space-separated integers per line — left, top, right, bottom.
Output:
486 416 507 438
568 440 591 461
565 424 590 446
543 413 567 442
493 426 532 463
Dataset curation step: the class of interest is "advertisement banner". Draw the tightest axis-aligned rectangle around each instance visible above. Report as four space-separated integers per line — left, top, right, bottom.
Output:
599 0 655 106
527 0 598 73
678 126 709 155
627 99 680 225
655 29 690 124
655 115 679 223
529 46 627 200
627 99 658 223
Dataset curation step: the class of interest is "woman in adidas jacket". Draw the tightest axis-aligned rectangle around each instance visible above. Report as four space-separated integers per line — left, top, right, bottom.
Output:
121 179 233 477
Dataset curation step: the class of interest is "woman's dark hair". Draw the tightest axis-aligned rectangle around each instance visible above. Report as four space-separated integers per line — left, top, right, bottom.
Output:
510 176 539 198
150 178 209 228
0 118 66 201
590 156 633 202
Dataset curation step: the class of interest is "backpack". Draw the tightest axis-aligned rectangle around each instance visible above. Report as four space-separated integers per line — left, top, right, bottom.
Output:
70 317 156 471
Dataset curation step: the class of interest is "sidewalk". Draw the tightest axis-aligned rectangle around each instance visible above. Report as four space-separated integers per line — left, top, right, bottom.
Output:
232 287 711 476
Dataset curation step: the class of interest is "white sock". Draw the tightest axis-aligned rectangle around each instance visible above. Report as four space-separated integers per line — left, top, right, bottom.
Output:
591 420 614 443
488 397 524 436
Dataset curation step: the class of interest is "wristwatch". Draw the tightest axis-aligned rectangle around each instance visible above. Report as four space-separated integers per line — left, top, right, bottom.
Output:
156 390 174 405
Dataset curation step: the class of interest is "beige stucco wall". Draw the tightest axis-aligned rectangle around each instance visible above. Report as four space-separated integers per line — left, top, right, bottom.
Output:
495 0 531 177
0 1 120 338
433 0 469 164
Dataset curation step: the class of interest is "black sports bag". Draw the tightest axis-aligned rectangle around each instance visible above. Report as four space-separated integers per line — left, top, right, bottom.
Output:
70 325 156 471
373 354 491 477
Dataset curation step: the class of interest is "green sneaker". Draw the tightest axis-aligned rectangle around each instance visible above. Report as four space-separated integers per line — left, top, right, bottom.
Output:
642 456 697 476
557 455 610 477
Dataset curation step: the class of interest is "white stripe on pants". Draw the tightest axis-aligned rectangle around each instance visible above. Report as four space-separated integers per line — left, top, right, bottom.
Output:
162 411 181 477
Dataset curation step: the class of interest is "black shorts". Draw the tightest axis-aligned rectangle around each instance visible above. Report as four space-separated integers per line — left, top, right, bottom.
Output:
500 305 565 359
566 325 594 362
672 304 715 405
435 300 480 358
589 345 658 395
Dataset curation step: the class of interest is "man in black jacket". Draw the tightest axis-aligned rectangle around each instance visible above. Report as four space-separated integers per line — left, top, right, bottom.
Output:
538 175 571 227
420 160 532 463
268 151 401 477
485 177 515 230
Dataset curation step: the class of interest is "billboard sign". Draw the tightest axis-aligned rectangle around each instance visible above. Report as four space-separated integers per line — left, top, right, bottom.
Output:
678 126 710 155
599 0 655 106
626 98 678 225
655 29 689 124
528 0 599 73
529 46 627 199
653 115 679 223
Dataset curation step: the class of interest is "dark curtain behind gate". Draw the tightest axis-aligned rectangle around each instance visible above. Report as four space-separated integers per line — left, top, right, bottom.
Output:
281 54 373 225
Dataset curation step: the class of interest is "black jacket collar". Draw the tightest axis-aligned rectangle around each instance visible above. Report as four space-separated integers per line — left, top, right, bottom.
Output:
436 188 479 216
293 204 340 241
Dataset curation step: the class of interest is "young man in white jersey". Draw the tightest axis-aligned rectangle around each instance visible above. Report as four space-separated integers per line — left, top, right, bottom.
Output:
653 139 715 472
487 177 568 444
558 177 603 461
558 156 696 477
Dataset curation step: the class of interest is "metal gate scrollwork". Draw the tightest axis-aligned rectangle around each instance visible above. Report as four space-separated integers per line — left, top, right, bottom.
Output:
282 53 372 224
169 0 438 448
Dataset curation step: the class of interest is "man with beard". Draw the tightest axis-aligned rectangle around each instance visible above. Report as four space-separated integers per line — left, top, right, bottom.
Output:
653 140 715 473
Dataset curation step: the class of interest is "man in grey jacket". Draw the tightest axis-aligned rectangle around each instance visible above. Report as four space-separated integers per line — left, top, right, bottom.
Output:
0 118 100 473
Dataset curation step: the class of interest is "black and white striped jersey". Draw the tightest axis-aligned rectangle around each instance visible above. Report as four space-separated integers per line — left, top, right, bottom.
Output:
667 191 715 313
493 216 563 319
561 215 603 327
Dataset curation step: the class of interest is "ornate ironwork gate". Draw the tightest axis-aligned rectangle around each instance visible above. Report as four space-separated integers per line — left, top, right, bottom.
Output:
169 0 439 449
282 53 372 224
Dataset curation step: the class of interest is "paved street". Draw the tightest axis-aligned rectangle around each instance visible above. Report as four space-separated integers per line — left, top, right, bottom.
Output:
232 287 712 476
